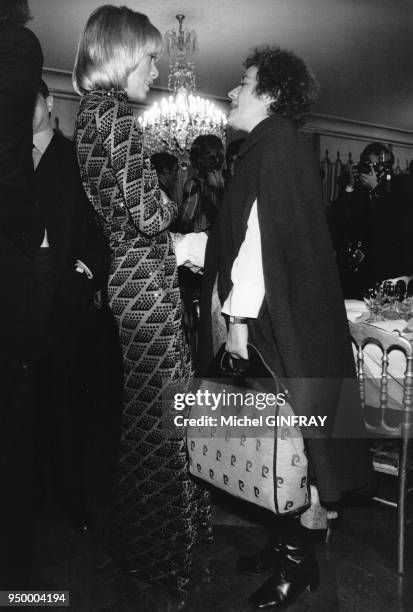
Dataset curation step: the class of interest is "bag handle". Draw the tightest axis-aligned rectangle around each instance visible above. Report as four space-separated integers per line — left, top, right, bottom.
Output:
218 348 249 375
219 343 287 396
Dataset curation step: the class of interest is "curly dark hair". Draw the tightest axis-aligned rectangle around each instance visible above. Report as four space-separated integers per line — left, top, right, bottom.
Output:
150 152 178 174
244 45 319 127
190 135 224 175
360 142 394 166
0 0 31 25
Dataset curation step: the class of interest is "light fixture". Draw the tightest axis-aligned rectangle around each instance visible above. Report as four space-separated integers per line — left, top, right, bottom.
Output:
138 14 227 163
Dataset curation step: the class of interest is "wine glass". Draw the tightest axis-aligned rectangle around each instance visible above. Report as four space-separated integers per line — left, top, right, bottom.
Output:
381 281 395 305
363 287 379 314
394 280 407 302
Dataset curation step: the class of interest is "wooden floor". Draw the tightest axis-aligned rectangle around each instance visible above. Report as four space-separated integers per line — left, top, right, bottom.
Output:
27 396 413 611
30 492 413 611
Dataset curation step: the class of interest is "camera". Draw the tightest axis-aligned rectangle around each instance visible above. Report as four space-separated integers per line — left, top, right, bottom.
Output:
354 161 376 175
353 154 393 188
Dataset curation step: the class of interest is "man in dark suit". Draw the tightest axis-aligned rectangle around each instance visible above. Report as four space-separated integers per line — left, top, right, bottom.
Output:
329 142 413 298
0 0 54 589
33 80 111 532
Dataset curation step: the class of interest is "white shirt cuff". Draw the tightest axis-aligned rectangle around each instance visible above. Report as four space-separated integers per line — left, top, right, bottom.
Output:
221 282 265 318
172 232 208 268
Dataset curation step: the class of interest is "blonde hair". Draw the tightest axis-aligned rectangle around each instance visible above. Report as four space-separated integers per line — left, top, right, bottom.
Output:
72 4 162 95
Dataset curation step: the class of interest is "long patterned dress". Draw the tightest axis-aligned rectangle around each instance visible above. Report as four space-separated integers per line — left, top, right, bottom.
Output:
74 90 211 594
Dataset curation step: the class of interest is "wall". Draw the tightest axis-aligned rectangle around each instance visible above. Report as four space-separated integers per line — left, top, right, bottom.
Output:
45 68 413 187
302 114 413 203
317 135 412 173
44 69 149 138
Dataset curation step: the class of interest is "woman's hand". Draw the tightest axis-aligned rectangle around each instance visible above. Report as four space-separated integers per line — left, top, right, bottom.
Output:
225 322 248 359
171 232 207 268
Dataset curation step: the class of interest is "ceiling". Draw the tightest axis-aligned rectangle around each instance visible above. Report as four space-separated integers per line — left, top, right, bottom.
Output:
29 0 413 131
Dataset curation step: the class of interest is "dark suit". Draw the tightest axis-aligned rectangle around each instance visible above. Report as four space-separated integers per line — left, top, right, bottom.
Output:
35 132 108 318
34 131 114 526
0 22 54 589
0 21 53 358
0 21 45 259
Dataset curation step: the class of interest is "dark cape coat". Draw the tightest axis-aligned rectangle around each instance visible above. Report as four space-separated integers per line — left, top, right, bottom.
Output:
198 114 373 504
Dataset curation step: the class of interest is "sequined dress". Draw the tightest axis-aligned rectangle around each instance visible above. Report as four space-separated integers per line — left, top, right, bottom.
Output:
74 90 211 593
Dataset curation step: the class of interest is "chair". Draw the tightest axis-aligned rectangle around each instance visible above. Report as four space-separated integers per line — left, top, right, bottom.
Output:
349 321 413 573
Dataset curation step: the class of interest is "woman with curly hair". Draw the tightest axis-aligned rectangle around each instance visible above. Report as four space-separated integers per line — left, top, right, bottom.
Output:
198 45 372 609
180 134 225 234
177 135 225 357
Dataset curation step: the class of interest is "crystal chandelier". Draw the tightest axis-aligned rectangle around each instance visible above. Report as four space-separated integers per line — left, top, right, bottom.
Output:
138 14 226 163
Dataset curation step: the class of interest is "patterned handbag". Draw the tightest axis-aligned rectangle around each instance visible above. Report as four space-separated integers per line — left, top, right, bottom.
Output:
187 345 310 515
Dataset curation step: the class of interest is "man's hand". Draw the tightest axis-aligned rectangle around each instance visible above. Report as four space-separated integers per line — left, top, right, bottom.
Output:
184 262 204 274
225 322 248 359
74 259 93 279
359 169 378 191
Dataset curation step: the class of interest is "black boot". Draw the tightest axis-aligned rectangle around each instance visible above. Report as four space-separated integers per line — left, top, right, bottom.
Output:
237 534 283 576
249 526 319 610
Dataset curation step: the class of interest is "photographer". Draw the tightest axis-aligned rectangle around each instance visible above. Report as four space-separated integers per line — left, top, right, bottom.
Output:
329 142 413 298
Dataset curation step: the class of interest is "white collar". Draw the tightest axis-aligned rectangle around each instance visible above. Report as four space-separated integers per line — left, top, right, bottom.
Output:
33 127 54 154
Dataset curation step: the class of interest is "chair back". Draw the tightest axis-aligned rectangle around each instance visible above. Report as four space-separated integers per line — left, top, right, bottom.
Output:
349 321 413 436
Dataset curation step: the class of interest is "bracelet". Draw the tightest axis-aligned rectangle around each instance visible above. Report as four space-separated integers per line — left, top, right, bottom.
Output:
228 316 248 324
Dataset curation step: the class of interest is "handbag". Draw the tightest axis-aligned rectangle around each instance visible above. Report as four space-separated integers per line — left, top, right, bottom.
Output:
187 344 310 515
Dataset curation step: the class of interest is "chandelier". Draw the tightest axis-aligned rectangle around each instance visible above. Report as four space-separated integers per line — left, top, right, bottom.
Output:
138 14 227 163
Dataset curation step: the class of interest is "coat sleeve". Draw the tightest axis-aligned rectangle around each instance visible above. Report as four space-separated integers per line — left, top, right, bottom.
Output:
95 97 178 236
256 133 353 435
256 130 349 379
256 141 307 376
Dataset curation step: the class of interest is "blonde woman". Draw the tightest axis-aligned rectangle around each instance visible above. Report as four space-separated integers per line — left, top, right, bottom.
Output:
73 5 211 595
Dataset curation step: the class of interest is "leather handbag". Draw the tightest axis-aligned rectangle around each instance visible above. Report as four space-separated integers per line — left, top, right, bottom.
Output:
187 344 310 515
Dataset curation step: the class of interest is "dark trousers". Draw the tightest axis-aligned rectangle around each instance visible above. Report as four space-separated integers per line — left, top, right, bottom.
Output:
0 360 43 588
0 246 53 588
37 333 89 522
37 302 123 523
